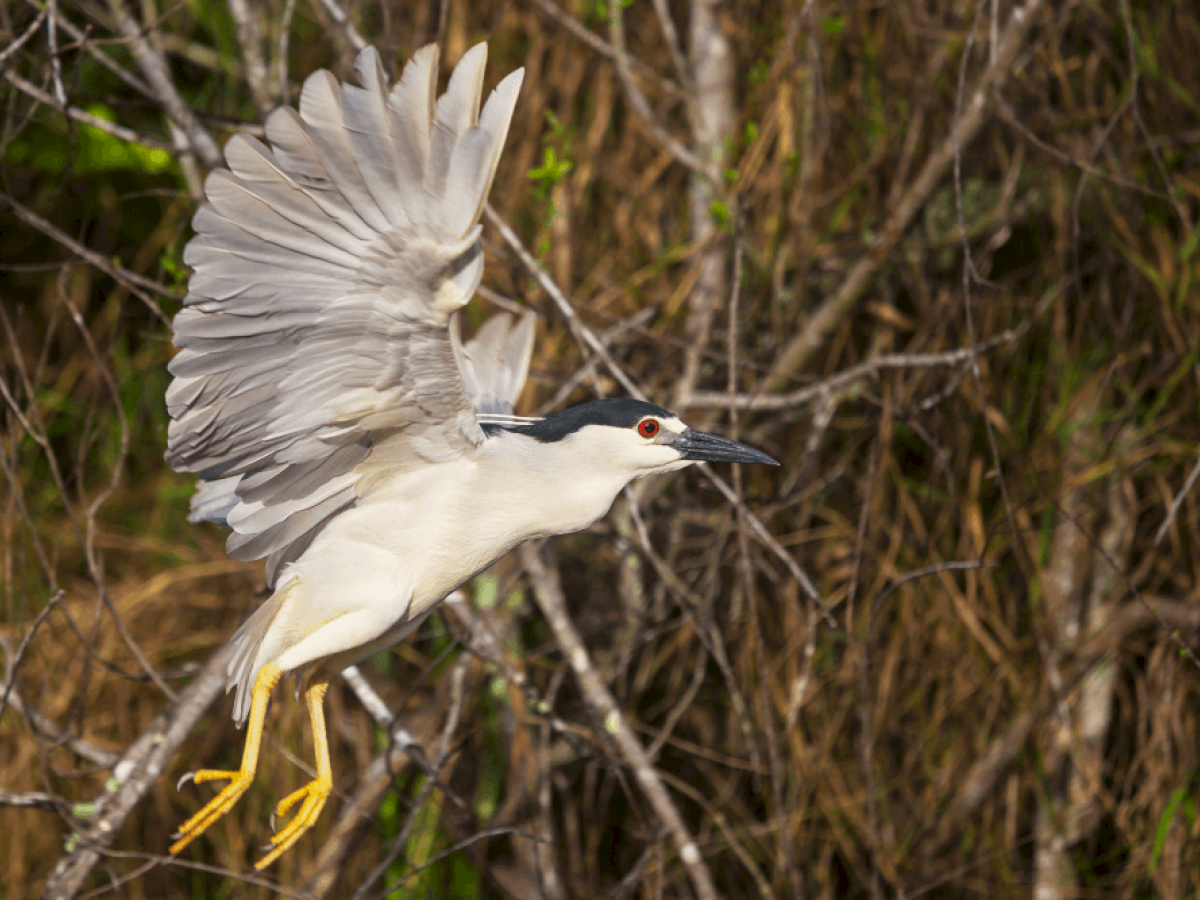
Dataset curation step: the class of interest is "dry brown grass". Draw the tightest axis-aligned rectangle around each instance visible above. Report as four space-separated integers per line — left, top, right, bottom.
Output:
4 0 1200 897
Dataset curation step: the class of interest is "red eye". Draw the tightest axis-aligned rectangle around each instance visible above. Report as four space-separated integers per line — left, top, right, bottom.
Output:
638 419 659 438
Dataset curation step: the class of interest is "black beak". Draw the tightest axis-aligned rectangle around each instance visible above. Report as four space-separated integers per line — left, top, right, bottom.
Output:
673 429 779 466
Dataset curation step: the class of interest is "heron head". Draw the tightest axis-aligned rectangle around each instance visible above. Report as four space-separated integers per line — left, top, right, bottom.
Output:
509 398 778 481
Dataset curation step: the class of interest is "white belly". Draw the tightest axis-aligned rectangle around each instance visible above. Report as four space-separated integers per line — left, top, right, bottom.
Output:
266 432 628 676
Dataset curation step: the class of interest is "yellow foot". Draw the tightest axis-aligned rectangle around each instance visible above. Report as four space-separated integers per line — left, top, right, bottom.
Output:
169 768 253 855
254 777 331 869
169 662 282 859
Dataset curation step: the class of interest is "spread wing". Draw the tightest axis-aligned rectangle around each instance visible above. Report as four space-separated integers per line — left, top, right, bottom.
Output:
166 44 524 586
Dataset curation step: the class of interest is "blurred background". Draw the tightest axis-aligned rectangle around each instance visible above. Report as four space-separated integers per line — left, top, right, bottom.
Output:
3 0 1200 897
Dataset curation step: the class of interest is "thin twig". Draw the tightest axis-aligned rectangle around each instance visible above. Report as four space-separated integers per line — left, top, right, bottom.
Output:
47 0 68 108
339 661 467 807
300 697 443 898
608 0 711 178
277 0 298 103
8 691 120 769
58 267 176 704
1154 457 1200 547
30 1 154 97
684 328 1022 410
538 308 657 414
226 0 273 115
996 98 1164 199
0 592 63 726
648 0 691 97
0 192 176 324
527 0 685 100
311 0 368 53
348 660 467 900
0 790 65 812
0 2 48 66
484 205 642 397
4 70 176 150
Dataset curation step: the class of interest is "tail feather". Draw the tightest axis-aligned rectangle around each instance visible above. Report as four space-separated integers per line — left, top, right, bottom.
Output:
226 582 292 725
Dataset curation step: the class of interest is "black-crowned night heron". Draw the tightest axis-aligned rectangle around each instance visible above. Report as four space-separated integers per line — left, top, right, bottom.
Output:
165 43 777 868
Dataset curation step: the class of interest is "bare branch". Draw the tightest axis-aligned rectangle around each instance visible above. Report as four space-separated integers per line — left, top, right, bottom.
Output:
32 2 154 97
528 0 685 100
684 329 1022 410
311 0 368 53
226 0 273 115
277 0 299 103
0 192 176 324
484 204 642 397
0 789 65 812
0 3 48 66
608 0 711 178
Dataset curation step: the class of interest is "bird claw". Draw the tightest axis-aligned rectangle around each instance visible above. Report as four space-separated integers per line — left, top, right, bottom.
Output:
176 771 196 791
250 778 331 869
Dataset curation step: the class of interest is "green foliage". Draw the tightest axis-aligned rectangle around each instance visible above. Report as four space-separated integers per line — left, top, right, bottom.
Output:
709 199 731 229
5 112 174 176
527 110 575 260
822 15 847 37
587 0 633 26
1148 783 1186 874
527 146 572 193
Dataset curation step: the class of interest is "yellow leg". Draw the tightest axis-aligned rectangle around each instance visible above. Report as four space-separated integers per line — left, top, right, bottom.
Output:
253 677 332 869
170 661 283 856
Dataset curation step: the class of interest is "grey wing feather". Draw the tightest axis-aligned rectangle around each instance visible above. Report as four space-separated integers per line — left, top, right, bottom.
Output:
453 312 537 417
167 44 524 586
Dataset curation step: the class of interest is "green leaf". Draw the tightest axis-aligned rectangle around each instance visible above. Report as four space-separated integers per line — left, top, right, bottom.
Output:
1149 786 1186 874
528 146 572 185
710 200 730 229
822 15 846 37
